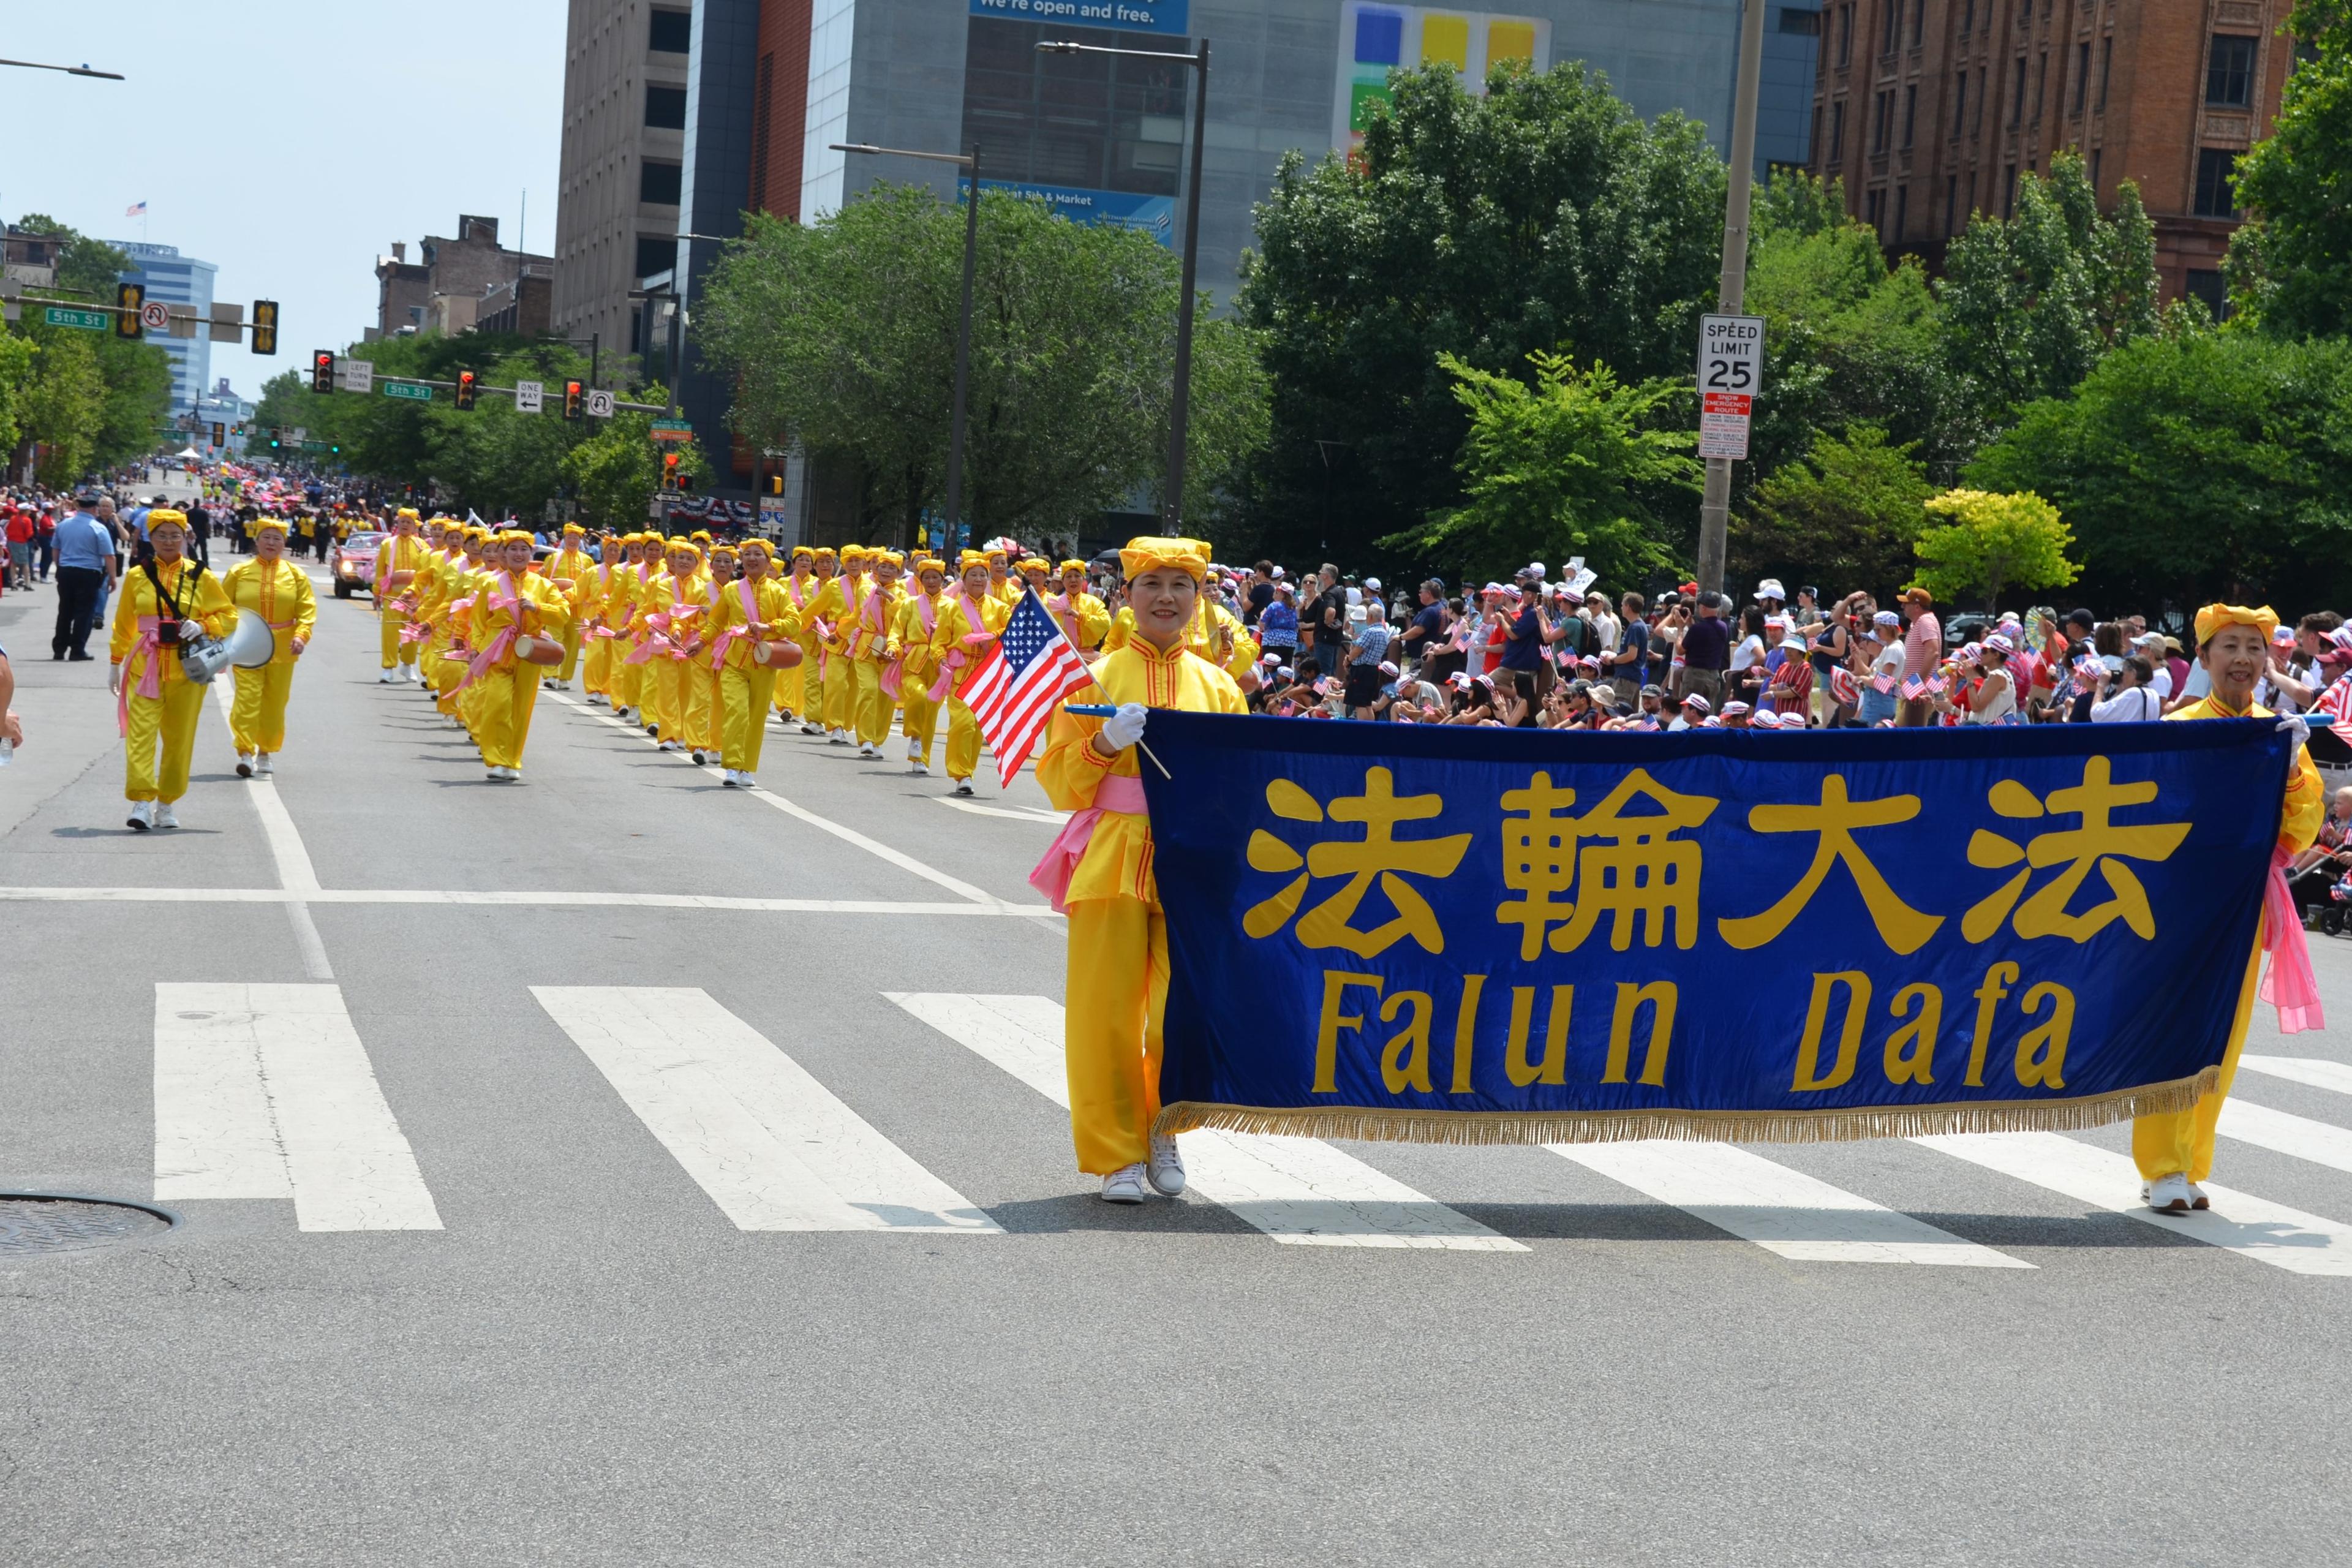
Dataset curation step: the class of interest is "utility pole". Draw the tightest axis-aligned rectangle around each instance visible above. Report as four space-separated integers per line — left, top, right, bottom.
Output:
1692 0 1769 597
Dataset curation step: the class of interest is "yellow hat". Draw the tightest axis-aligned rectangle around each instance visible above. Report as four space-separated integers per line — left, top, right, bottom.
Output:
692 530 713 545
1118 535 1211 582
145 508 190 535
873 549 905 568
840 544 869 562
790 545 816 560
812 545 837 560
708 542 740 560
1059 559 1087 575
912 556 946 578
1017 557 1050 574
464 525 492 544
958 550 990 571
2193 603 2280 644
739 537 775 556
252 516 290 536
562 522 586 537
666 538 703 561
498 528 535 546
394 507 421 522
986 545 1009 560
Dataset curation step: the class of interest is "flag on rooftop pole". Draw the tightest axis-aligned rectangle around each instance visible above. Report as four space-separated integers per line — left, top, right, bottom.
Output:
125 200 147 217
959 586 1093 788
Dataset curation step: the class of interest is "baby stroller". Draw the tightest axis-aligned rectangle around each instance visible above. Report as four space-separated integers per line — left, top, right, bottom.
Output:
2294 859 2352 936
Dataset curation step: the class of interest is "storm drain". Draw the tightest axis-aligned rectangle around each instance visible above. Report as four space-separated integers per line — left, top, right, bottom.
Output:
0 1195 173 1256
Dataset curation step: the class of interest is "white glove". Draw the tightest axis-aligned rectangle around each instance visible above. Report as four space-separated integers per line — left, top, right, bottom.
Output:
1100 702 1148 751
2278 710 2311 752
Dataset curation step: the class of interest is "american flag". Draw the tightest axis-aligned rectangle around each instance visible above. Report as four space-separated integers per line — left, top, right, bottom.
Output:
125 200 147 217
2313 676 2352 748
962 587 1091 787
1829 666 1860 707
1901 674 1926 701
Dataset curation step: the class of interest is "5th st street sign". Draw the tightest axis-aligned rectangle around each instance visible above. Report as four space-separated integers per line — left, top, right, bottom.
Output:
383 382 433 402
43 306 109 331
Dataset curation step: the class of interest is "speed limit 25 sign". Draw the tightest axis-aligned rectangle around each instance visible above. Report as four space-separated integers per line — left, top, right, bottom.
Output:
1696 313 1764 459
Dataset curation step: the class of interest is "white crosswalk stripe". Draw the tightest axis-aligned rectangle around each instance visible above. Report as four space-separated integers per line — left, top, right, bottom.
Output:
153 983 441 1231
535 986 998 1234
887 992 1525 1250
2220 1098 2352 1177
1550 1142 2032 1267
2239 1054 2352 1099
1913 1132 2352 1277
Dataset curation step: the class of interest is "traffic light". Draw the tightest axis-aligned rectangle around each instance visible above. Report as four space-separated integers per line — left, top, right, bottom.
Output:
251 300 279 355
769 472 783 495
311 350 336 394
563 380 584 420
663 451 681 489
116 282 144 340
211 421 225 446
454 369 478 412
268 428 282 450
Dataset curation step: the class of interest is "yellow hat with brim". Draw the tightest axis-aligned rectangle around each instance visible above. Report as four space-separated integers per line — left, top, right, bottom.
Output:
2193 603 2280 645
912 557 946 578
959 551 990 571
252 516 290 536
1017 557 1050 574
1118 535 1211 582
146 508 190 535
1059 560 1087 575
791 545 816 560
395 508 422 522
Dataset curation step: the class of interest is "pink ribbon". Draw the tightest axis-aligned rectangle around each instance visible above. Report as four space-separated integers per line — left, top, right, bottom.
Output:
116 615 164 737
709 579 760 670
454 573 521 692
2260 844 2326 1034
1027 773 1149 914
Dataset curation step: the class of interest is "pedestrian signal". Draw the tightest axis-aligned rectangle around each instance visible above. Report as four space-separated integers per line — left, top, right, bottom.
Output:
251 300 279 355
116 282 144 339
455 369 479 411
311 351 336 394
563 380 584 420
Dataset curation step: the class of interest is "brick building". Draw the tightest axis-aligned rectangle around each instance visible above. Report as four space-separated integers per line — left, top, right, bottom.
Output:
371 218 557 340
1807 0 2295 311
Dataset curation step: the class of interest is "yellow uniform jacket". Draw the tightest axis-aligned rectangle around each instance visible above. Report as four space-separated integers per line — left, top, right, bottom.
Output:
704 576 801 671
110 559 235 684
929 587 1011 698
221 559 317 665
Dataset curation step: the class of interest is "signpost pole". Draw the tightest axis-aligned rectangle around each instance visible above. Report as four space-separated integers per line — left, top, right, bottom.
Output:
1693 0 1768 598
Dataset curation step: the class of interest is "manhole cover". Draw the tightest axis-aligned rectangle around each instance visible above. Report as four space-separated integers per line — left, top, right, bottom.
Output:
0 1194 173 1256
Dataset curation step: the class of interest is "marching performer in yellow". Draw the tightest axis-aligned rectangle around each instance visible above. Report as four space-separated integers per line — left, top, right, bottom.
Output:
579 533 622 706
792 546 837 734
850 549 907 759
894 556 948 775
706 537 802 788
929 552 1010 797
459 530 571 782
686 544 734 764
2133 603 2326 1212
222 516 316 778
545 522 596 691
1046 559 1109 658
810 545 859 744
773 545 819 728
374 508 428 682
986 546 1019 608
608 534 657 726
639 537 709 750
1034 537 1247 1200
110 510 234 831
1103 581 1257 685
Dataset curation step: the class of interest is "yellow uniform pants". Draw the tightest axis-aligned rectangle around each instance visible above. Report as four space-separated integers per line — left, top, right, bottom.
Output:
653 658 688 739
821 651 853 731
901 690 941 766
125 679 206 803
944 696 981 781
773 657 804 718
2133 931 2265 1183
853 660 891 745
230 662 295 754
1063 895 1169 1174
611 649 643 714
557 623 583 684
473 665 541 770
690 662 720 752
379 608 416 671
434 644 466 715
720 666 775 772
583 635 612 697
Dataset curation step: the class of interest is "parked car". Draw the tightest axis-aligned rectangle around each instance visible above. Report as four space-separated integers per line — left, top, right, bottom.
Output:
1942 612 1995 650
330 530 384 599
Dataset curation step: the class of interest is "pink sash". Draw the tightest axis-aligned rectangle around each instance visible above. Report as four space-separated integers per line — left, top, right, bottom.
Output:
454 573 521 690
1027 773 1149 914
933 588 990 702
884 592 937 700
709 578 761 670
116 614 165 736
2261 845 2326 1033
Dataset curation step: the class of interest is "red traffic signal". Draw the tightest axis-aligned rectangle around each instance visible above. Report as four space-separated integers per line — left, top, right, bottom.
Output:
454 369 479 412
311 351 336 394
562 380 585 420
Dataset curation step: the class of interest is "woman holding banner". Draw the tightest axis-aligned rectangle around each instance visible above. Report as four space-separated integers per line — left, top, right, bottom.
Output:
1033 537 1248 1204
2133 604 2326 1212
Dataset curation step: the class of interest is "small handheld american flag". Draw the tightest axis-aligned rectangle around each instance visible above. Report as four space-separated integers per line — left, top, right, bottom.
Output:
1829 666 1860 707
1901 674 1926 701
963 587 1093 787
2313 675 2352 749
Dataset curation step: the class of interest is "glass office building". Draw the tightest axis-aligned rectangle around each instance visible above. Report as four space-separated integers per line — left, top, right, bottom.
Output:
105 241 219 419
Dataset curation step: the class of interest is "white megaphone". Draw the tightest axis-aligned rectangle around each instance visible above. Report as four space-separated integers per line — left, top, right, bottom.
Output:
179 610 277 684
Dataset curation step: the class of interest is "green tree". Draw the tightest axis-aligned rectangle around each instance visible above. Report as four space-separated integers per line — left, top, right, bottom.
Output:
563 409 709 531
0 333 35 458
1736 423 1934 599
699 190 1265 545
1937 154 2160 418
2226 0 2352 335
8 217 176 475
20 331 108 484
1966 328 2352 611
1234 59 1725 564
1909 488 2079 608
1384 349 1698 588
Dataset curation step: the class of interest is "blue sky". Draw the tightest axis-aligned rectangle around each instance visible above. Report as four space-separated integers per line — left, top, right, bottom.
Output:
9 1 566 399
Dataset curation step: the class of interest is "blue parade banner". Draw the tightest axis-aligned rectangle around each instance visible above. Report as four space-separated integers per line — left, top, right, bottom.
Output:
1141 714 2294 1145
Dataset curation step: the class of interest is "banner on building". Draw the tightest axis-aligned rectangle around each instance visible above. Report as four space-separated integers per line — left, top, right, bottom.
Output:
1141 714 2293 1145
969 0 1188 36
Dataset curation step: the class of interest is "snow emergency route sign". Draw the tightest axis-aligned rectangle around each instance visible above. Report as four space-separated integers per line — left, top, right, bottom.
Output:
1697 313 1765 460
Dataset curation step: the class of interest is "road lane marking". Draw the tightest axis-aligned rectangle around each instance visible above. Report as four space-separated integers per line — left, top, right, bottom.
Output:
2220 1098 2352 1177
209 680 331 979
886 992 1523 1250
154 983 442 1231
535 986 998 1234
2239 1054 2352 1099
545 690 1022 908
932 797 1065 824
0 886 1057 914
1550 1141 2030 1267
1913 1131 2352 1276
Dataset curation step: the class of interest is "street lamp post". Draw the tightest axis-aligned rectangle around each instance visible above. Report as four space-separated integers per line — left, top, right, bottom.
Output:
0 57 124 80
832 142 982 551
1038 37 1209 531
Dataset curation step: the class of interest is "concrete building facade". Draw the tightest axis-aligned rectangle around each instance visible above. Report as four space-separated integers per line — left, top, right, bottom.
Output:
105 241 217 418
1805 0 2294 309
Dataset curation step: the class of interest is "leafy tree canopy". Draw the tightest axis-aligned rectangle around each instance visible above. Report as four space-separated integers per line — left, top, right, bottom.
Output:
1736 423 1934 600
1909 488 2080 608
2227 0 2352 336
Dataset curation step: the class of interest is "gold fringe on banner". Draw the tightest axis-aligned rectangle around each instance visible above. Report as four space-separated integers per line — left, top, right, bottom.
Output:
1152 1067 2219 1148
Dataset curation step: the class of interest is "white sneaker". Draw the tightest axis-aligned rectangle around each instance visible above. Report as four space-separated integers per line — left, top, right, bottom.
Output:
954 780 974 796
736 773 756 790
587 693 608 707
2144 1173 2195 1213
2187 1181 2212 1211
690 748 707 764
126 801 153 831
858 742 877 759
1100 1163 1150 1204
378 669 396 684
910 762 930 777
1147 1133 1186 1196
799 722 823 735
255 754 273 777
154 804 179 829
721 769 739 788
236 752 255 778
658 739 682 753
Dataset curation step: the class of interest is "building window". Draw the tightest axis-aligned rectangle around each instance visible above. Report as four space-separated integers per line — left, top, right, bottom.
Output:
1830 99 1846 159
750 53 775 213
1866 187 1883 228
2019 0 2030 19
2003 162 2017 216
649 9 691 53
1952 72 1967 135
2072 41 2090 113
1780 7 1822 34
635 234 675 279
1945 173 1958 233
2097 37 2113 110
1894 183 1909 239
1836 4 1853 65
1973 67 1986 131
2207 34 2256 106
1881 0 1898 56
1966 169 1977 216
1872 89 1892 153
1811 103 1823 161
2089 148 2101 191
1960 0 1973 32
2184 270 2230 320
1909 0 1923 47
2010 57 2026 124
640 159 684 206
2034 52 2047 119
2193 147 2239 217
1902 83 1917 146
645 85 688 129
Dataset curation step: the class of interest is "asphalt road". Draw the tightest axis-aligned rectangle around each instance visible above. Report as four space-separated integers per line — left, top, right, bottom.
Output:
4 568 2351 1567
